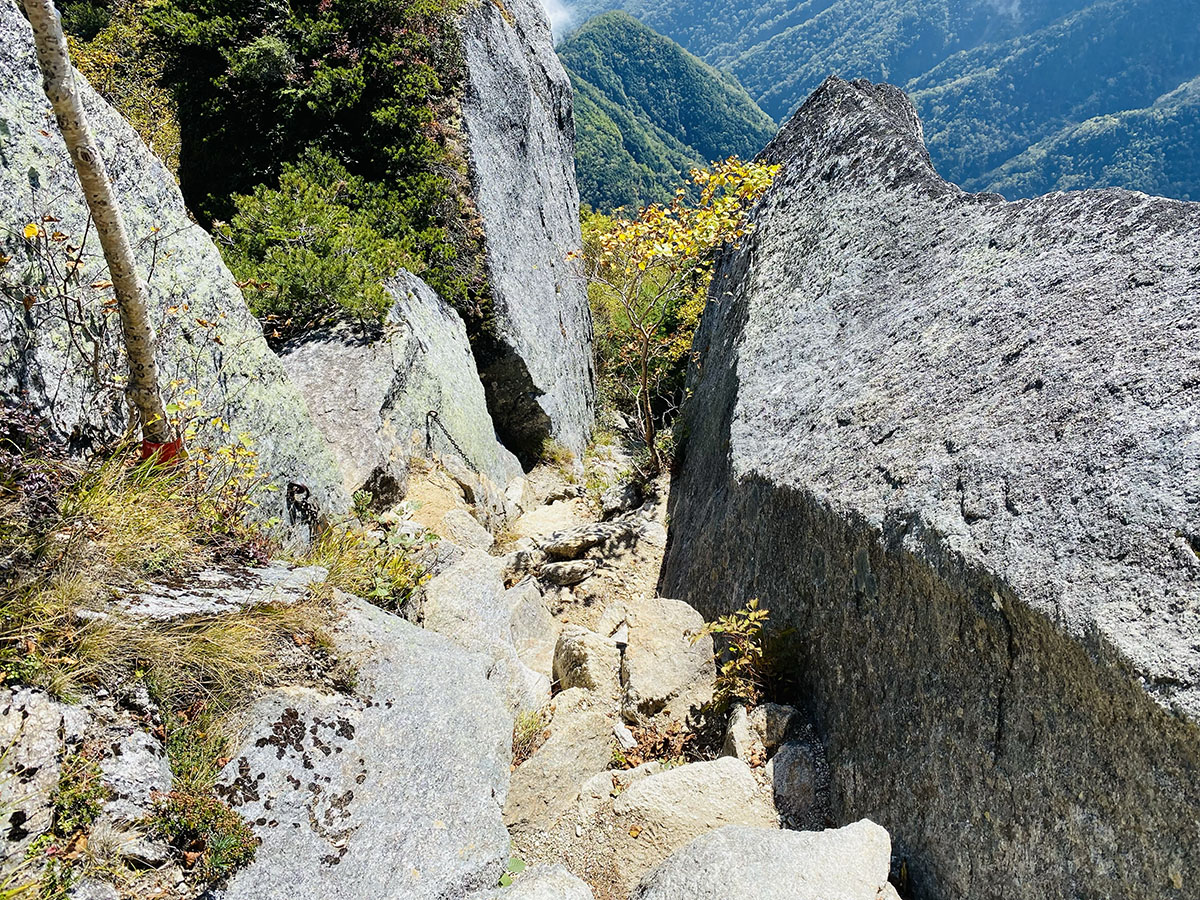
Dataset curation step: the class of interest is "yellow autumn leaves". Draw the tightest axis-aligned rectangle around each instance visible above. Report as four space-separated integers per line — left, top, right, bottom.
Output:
594 158 780 274
581 157 778 470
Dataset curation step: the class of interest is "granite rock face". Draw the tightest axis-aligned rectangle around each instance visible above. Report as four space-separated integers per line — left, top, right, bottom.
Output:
458 0 595 462
662 77 1200 900
214 592 512 900
0 2 344 530
634 821 896 900
412 550 551 713
280 272 522 512
100 562 327 621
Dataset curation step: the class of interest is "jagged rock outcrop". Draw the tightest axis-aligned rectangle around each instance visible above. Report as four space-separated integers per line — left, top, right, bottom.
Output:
216 592 512 900
92 561 326 620
280 271 522 515
662 76 1200 900
0 689 75 870
0 2 344 530
458 0 595 462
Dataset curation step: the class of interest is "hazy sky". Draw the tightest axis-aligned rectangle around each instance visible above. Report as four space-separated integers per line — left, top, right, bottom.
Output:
540 0 572 34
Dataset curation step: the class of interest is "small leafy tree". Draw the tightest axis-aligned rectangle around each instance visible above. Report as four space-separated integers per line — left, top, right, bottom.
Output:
579 158 778 471
694 598 770 711
22 0 174 452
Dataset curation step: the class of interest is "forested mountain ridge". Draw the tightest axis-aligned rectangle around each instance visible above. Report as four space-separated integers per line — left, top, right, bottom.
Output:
559 12 777 211
561 0 1200 200
980 76 1200 201
908 0 1200 189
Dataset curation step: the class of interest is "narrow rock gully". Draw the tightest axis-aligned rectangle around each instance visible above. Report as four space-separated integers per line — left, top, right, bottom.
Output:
401 441 901 900
0 441 901 900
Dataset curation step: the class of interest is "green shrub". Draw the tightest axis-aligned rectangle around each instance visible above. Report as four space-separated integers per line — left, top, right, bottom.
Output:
215 150 418 340
61 0 111 40
694 598 770 712
51 753 108 838
151 791 258 883
147 0 488 328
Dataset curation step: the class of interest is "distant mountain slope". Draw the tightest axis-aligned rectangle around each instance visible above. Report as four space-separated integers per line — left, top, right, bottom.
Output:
979 76 1200 201
908 0 1200 187
564 0 1090 120
559 12 777 211
562 0 1200 201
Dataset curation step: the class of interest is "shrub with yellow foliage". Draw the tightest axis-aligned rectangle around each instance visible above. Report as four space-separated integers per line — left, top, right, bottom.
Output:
579 158 778 471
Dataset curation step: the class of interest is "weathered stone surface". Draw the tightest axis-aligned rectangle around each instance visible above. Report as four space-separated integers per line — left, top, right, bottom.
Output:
765 742 819 826
553 626 621 697
610 757 777 888
662 76 1200 900
505 688 612 836
620 598 714 726
510 498 593 544
495 864 593 900
0 3 344 530
280 272 521 513
721 704 765 766
601 481 643 519
507 579 557 678
540 559 598 586
634 820 896 900
749 703 801 754
103 562 326 621
503 547 549 587
0 689 69 869
458 0 595 461
541 520 635 559
98 728 172 825
442 508 495 552
414 550 549 712
68 879 121 900
214 592 511 900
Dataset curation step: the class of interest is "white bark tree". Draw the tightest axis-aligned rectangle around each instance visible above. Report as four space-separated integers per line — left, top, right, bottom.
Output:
21 0 173 446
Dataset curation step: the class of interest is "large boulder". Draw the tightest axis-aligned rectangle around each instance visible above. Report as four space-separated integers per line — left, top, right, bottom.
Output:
214 592 512 900
504 688 613 837
458 0 595 462
661 77 1200 900
0 2 344 530
412 550 551 713
634 821 897 900
609 756 777 888
619 597 714 726
280 272 522 513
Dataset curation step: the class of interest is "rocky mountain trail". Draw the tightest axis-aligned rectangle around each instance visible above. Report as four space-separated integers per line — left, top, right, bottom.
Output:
398 444 886 899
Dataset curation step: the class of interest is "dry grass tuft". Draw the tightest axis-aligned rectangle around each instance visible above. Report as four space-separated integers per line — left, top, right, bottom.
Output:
512 707 551 768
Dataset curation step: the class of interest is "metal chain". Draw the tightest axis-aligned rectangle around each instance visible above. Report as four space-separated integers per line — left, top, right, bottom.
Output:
425 410 479 475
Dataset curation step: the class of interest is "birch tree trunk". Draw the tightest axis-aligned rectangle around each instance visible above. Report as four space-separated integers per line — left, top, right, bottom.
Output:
21 0 173 445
